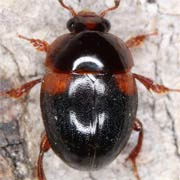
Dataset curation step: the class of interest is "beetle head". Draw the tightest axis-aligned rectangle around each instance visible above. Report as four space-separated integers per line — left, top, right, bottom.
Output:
67 11 111 33
58 0 120 33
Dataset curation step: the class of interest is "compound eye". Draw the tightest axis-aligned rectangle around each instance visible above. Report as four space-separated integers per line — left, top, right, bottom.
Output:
67 18 76 32
103 19 111 32
67 18 86 33
95 19 111 32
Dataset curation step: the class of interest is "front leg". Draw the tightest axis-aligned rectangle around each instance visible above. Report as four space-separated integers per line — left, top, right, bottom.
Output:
126 32 157 48
133 73 180 94
18 35 49 52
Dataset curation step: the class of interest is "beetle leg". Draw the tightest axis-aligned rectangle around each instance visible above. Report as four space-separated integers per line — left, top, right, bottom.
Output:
17 34 49 52
126 32 157 48
133 73 180 94
0 79 41 98
38 132 50 180
126 119 143 180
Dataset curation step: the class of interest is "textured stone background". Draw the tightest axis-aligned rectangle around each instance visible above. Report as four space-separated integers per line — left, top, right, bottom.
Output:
0 0 180 180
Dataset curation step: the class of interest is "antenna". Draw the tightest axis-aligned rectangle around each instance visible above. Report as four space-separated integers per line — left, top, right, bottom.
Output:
100 0 120 17
59 0 77 16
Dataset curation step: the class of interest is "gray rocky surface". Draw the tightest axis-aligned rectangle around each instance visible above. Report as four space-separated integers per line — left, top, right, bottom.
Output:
0 0 180 180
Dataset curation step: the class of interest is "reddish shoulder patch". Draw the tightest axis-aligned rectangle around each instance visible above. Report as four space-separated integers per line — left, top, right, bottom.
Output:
114 72 137 96
41 73 71 95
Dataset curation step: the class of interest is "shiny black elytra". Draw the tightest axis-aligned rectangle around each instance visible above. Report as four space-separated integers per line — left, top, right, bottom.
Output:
41 73 137 170
2 0 179 180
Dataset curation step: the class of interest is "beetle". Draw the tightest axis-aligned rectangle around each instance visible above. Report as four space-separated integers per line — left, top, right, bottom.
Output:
1 0 180 180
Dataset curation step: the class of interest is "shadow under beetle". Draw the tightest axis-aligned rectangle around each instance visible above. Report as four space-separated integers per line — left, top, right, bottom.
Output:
1 0 180 180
